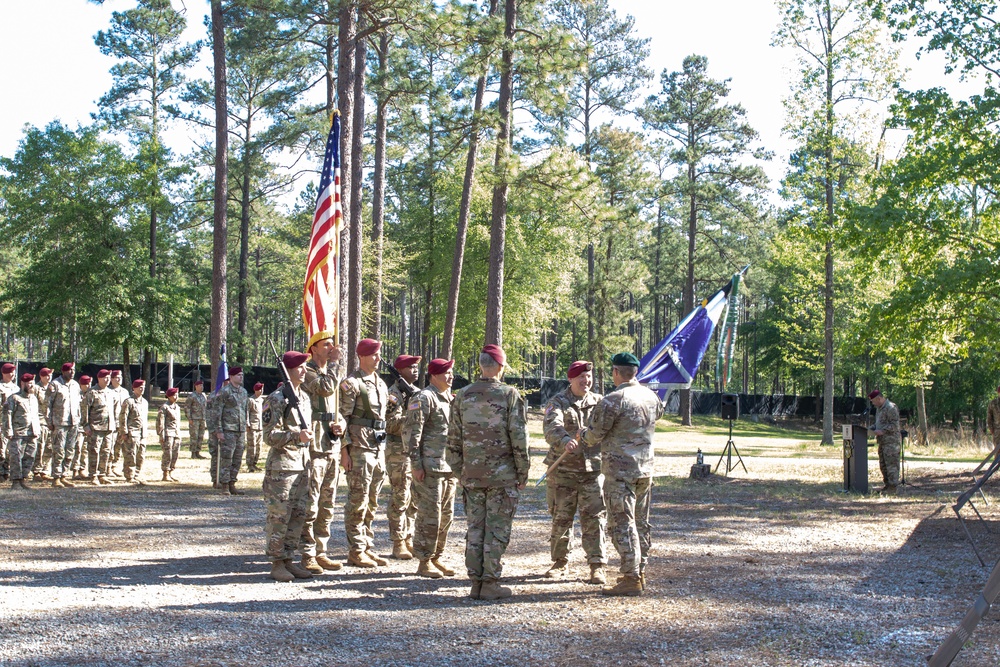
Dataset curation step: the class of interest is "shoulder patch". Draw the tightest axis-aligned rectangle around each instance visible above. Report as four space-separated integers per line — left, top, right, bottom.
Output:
544 404 554 416
388 394 399 405
408 399 421 411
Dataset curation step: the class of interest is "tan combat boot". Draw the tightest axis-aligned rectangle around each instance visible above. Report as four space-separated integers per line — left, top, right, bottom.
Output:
61 477 76 488
392 539 413 560
602 575 642 597
367 551 388 566
315 554 343 571
545 559 569 579
269 560 295 582
227 481 245 496
52 478 65 489
283 559 313 579
14 479 31 490
478 580 513 601
416 559 443 579
588 564 607 585
347 551 378 568
470 581 482 600
301 556 325 575
406 536 414 555
162 471 170 482
168 472 180 483
431 558 456 576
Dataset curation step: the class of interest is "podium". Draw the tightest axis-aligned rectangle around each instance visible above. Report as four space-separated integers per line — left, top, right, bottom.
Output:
842 424 868 493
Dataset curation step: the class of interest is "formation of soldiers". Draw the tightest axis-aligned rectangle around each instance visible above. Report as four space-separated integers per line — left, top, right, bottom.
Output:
2 339 664 600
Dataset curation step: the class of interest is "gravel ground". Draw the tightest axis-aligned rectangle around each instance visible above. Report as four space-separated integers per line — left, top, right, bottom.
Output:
2 418 999 667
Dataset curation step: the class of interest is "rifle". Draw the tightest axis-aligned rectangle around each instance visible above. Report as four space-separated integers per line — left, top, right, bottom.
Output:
380 359 416 402
268 341 308 432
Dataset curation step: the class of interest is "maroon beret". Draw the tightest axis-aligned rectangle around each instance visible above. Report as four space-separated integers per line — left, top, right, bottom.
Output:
393 354 421 371
427 358 454 376
79 375 92 386
481 344 506 366
253 382 264 392
96 369 111 379
229 366 243 376
62 362 75 372
567 361 593 379
356 338 381 357
39 367 52 377
110 369 122 378
868 390 882 400
165 387 179 398
132 379 145 389
1 363 15 374
194 379 204 386
21 373 34 383
282 351 308 370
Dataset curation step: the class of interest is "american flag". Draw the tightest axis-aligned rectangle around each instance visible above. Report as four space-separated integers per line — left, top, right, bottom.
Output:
303 112 342 350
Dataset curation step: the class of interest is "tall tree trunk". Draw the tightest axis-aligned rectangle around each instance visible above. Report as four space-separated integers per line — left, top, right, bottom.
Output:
822 1 836 445
484 0 516 347
370 32 389 338
679 161 697 426
210 0 228 391
916 383 929 446
237 117 253 362
122 344 131 386
348 12 366 362
337 0 357 365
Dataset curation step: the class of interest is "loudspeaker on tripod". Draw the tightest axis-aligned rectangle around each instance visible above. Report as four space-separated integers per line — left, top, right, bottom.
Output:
720 393 739 421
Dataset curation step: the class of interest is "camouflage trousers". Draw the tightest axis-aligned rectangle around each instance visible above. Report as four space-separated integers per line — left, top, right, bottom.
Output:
161 436 180 472
87 430 113 478
412 471 457 562
189 419 206 456
208 436 219 484
878 439 901 487
263 469 311 562
110 431 122 467
605 476 652 578
49 425 78 479
463 486 519 582
214 431 245 485
300 454 341 557
386 450 416 542
548 470 607 565
344 447 386 556
121 435 146 480
71 432 88 473
7 436 37 481
31 428 51 476
0 434 7 478
246 429 263 470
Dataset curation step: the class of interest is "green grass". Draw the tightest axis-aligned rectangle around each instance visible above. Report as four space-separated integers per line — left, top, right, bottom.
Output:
655 414 817 439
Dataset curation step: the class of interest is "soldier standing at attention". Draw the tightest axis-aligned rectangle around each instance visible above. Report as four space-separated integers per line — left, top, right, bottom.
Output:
119 379 149 485
0 363 18 482
986 386 1000 461
340 338 390 568
186 380 208 460
542 360 607 584
107 370 129 478
869 389 902 494
30 368 53 482
246 382 265 472
158 387 182 482
579 352 662 597
447 344 529 601
208 368 249 496
4 373 41 490
386 353 421 560
72 375 92 479
82 369 116 485
47 363 81 487
298 335 347 575
405 358 457 579
262 350 315 582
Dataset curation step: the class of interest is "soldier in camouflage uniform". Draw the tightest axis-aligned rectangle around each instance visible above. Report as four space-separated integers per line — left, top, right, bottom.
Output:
542 360 607 584
119 379 149 484
207 368 249 496
107 370 129 478
246 382 265 472
0 363 18 482
72 375 92 479
82 369 116 485
447 344 529 601
870 389 902 493
405 358 457 579
298 335 347 575
158 387 182 482
30 368 53 481
262 350 316 582
4 373 41 490
580 352 663 597
185 380 208 459
339 338 390 568
386 354 421 560
47 363 81 488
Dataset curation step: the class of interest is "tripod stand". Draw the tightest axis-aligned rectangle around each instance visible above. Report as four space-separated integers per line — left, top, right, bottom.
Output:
715 418 747 476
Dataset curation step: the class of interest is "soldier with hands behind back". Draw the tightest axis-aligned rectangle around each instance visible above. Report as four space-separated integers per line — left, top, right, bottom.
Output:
4 373 42 490
386 354 421 560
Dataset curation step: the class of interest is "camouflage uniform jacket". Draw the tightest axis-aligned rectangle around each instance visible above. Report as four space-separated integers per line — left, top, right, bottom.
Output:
987 397 1000 437
446 377 529 489
404 385 452 474
875 399 901 445
207 384 249 434
186 392 207 422
248 395 263 430
262 385 312 471
543 387 602 473
303 358 347 456
386 378 419 457
47 376 81 427
32 381 51 421
339 370 388 452
4 388 41 438
120 395 149 442
82 386 115 431
157 402 182 438
580 379 663 483
0 381 19 422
